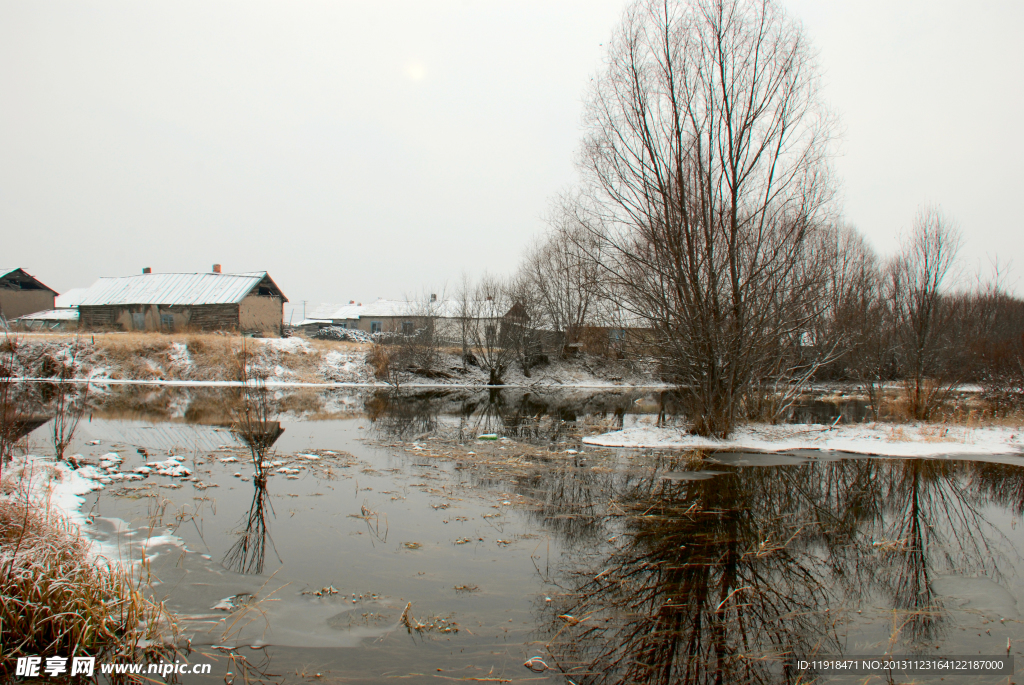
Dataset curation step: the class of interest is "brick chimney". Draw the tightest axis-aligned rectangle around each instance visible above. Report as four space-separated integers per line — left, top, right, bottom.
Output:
143 267 152 274
212 264 222 273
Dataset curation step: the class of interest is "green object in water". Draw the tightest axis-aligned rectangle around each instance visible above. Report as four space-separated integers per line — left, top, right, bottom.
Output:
477 434 499 440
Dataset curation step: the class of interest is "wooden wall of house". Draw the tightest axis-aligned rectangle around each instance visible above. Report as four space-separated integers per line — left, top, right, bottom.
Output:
80 304 241 332
0 290 55 320
239 295 282 336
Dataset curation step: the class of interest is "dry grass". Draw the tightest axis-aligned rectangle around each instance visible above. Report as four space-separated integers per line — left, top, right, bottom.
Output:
0 477 180 682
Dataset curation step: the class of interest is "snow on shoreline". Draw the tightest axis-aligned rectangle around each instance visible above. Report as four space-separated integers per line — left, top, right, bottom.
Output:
4 454 189 567
5 456 104 530
583 422 1024 458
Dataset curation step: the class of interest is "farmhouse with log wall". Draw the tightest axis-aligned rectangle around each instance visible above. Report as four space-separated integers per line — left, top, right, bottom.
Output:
76 268 288 336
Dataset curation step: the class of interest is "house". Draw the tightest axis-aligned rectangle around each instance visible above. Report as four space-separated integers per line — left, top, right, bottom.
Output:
294 302 365 335
0 269 58 321
76 266 288 335
353 299 435 335
351 298 497 340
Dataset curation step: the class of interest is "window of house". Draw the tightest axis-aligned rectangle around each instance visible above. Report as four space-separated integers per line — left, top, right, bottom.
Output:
402 321 414 335
131 313 145 330
485 325 496 344
161 314 174 330
371 321 383 334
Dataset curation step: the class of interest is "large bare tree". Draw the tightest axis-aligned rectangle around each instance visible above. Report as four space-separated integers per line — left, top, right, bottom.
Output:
578 0 835 436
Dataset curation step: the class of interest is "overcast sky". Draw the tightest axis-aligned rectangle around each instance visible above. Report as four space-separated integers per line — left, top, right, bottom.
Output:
2 0 1022 320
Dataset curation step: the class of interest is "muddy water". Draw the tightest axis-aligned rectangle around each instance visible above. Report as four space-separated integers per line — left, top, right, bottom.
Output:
19 388 1024 684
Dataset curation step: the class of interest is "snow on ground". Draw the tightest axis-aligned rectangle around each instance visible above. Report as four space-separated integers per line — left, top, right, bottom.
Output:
257 337 314 354
583 422 1024 458
168 341 192 369
319 350 370 383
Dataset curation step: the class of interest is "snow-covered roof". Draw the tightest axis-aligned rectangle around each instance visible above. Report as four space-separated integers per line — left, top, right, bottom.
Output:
359 299 476 319
76 272 287 307
55 287 89 308
0 268 16 279
14 308 80 321
309 303 365 320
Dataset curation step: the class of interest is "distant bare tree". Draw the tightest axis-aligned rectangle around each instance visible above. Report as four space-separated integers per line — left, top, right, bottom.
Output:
971 273 1024 410
463 275 516 385
891 207 963 419
522 201 605 356
454 272 477 371
577 0 836 437
504 273 544 377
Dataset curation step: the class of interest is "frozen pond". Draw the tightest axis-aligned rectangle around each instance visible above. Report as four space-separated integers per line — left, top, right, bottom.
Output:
16 387 1024 683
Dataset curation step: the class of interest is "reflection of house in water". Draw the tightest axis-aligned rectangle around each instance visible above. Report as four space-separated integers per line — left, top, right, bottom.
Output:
8 416 52 443
231 421 285 450
74 420 243 453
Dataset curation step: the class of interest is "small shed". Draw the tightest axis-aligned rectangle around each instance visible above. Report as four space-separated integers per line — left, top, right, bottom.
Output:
13 308 80 331
76 269 288 336
0 269 58 321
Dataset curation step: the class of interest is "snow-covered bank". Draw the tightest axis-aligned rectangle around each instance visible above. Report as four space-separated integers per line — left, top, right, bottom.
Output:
2 453 195 566
583 422 1024 458
3 456 104 529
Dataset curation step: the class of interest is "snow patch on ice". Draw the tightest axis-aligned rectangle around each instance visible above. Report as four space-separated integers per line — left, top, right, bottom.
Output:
583 422 1024 458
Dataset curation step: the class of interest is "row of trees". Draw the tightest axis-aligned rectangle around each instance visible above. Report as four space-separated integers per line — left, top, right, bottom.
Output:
514 0 1021 436
375 0 1022 438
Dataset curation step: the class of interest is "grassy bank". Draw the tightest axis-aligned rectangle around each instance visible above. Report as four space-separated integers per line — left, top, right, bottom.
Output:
7 332 368 383
0 467 180 682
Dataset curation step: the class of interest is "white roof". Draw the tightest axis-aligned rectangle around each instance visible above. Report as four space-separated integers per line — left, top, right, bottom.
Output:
308 303 365 320
76 272 281 307
359 299 474 319
15 308 80 321
55 287 89 308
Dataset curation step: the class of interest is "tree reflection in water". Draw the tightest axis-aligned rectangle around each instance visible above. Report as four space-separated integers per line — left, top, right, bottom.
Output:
543 461 839 685
222 483 280 575
535 456 1018 685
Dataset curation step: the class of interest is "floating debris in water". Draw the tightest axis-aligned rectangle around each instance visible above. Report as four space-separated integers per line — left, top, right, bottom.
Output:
402 542 423 550
301 586 339 597
524 657 549 672
211 593 253 612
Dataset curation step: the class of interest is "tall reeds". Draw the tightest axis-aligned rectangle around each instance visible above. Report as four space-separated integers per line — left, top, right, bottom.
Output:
0 481 180 682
